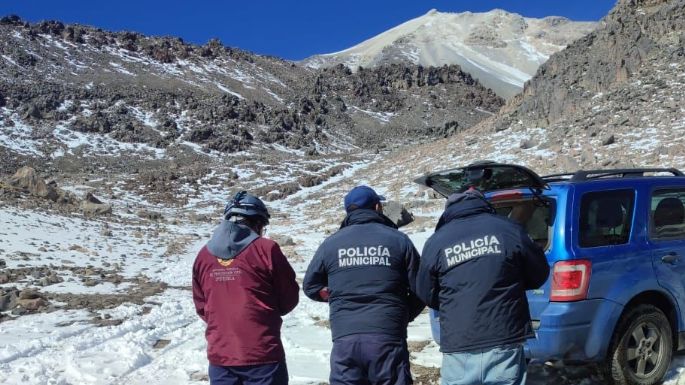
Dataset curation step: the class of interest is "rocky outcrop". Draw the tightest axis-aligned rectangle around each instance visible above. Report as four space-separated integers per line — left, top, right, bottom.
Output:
384 0 685 176
383 201 415 228
6 166 75 203
494 0 685 129
0 16 504 158
0 287 49 314
2 167 111 215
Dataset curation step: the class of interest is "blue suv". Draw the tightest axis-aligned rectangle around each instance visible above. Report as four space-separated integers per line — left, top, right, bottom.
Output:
416 162 685 385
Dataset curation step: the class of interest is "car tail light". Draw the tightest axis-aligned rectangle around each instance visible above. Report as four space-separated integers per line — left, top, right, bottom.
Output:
550 260 592 302
489 190 524 202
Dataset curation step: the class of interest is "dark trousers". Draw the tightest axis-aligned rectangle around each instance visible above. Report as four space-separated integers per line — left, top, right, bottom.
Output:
209 361 288 385
330 333 413 385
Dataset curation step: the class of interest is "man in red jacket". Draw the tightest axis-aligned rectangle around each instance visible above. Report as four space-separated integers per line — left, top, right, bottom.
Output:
193 191 300 385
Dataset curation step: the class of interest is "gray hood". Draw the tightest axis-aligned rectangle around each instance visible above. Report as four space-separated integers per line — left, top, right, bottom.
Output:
206 220 259 260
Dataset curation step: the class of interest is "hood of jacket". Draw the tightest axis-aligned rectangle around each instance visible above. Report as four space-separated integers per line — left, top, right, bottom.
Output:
206 220 260 260
340 209 398 230
436 193 494 231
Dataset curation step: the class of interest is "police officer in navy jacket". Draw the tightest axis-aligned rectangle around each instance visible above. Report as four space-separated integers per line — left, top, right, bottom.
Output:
416 190 549 385
193 191 299 385
303 186 424 385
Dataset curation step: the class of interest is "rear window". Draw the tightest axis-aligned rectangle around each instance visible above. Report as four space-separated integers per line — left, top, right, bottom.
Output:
650 189 685 241
579 190 635 248
424 164 545 196
492 198 555 250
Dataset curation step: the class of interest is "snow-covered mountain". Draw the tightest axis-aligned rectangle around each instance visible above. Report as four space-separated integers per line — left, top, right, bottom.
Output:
302 9 597 99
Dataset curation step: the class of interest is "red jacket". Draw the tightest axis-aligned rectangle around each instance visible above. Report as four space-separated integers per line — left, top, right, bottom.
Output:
192 238 299 366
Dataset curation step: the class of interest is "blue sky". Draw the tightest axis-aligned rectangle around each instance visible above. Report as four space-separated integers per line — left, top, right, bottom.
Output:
1 1 616 60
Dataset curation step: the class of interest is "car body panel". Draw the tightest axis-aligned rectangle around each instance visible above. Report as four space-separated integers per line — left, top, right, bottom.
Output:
420 165 685 363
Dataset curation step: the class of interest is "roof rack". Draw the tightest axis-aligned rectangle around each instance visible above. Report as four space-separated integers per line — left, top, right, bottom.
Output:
542 168 684 182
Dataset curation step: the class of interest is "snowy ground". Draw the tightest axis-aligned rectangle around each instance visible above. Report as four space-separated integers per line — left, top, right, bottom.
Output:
3 154 685 385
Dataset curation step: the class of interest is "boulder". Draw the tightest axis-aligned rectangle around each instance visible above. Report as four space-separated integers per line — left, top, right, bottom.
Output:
8 166 53 199
21 103 43 120
81 192 112 216
0 287 19 311
519 139 537 149
426 190 442 200
153 339 171 349
17 297 47 311
271 235 296 246
6 167 78 205
19 289 44 300
602 134 616 146
383 201 414 228
557 156 580 172
137 210 163 221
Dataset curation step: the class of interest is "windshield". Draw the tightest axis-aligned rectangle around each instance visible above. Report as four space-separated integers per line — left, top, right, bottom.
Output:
492 197 556 251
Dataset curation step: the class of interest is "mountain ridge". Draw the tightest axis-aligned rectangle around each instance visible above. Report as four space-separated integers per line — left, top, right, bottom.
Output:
0 14 502 175
301 9 598 99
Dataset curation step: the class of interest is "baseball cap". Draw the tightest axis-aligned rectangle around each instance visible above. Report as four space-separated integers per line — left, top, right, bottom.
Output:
344 185 386 212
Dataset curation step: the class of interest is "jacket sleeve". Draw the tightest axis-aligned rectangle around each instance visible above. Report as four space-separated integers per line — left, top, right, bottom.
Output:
271 243 300 316
303 243 329 302
519 228 550 290
405 237 426 321
416 239 441 310
192 256 207 322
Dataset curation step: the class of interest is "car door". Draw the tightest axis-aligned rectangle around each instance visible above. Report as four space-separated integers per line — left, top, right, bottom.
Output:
649 186 685 320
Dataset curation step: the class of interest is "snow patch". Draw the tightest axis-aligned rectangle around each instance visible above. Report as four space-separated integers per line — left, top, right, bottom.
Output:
0 112 44 156
1 55 20 68
215 83 244 99
109 62 136 76
52 124 166 159
350 106 395 123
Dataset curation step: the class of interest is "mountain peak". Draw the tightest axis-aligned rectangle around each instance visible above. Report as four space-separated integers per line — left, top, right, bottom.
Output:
301 11 597 99
489 8 510 15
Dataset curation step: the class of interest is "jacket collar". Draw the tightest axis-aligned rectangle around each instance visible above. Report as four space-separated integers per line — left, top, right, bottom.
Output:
436 195 494 231
340 209 398 230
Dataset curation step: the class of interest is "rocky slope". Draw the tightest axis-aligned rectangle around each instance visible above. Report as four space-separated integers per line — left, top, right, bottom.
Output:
495 0 684 127
294 0 685 222
302 9 597 99
0 15 502 174
336 0 685 187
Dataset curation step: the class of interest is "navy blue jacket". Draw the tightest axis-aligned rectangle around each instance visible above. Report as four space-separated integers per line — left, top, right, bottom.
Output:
417 195 549 353
303 209 425 340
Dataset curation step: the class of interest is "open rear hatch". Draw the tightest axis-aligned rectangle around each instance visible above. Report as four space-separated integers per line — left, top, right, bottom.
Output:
417 162 552 335
414 161 548 197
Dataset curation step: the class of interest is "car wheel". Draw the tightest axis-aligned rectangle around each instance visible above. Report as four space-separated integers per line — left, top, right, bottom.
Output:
604 304 673 385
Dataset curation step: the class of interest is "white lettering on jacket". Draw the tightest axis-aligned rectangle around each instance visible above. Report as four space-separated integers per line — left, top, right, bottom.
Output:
337 246 391 267
444 235 501 267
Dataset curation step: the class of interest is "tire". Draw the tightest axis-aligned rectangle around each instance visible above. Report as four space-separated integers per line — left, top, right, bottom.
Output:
603 304 673 385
